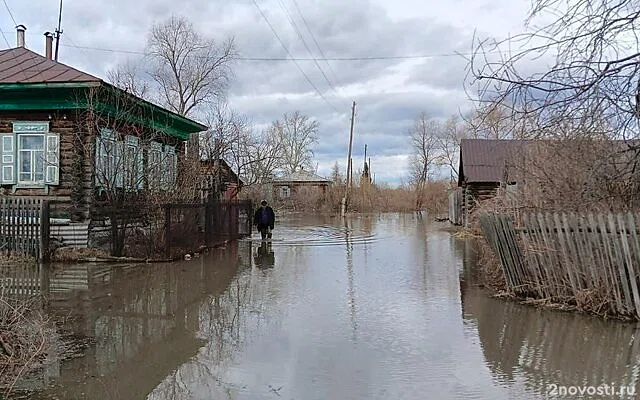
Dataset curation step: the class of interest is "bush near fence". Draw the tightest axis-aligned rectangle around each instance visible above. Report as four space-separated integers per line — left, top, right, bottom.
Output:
480 211 640 320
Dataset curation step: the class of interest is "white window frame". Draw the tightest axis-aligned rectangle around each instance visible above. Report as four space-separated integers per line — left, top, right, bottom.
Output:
18 134 46 184
95 129 118 189
279 186 291 198
124 135 144 190
0 122 59 187
163 145 177 189
147 141 163 191
0 134 15 185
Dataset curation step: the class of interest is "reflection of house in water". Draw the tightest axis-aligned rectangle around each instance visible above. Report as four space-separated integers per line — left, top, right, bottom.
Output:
2 241 252 398
460 276 640 395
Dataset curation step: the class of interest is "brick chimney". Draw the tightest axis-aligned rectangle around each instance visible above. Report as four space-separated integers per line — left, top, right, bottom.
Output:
16 25 26 47
44 32 53 60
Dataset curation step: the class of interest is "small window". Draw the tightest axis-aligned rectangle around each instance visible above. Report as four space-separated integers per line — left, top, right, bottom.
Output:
279 186 291 198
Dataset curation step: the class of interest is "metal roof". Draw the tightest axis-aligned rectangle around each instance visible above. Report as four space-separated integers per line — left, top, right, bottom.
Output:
0 47 208 137
458 138 639 186
0 47 100 84
458 139 525 185
273 170 332 184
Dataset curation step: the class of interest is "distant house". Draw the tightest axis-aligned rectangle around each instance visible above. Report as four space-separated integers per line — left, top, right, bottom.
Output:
0 28 207 247
272 169 332 201
199 158 244 201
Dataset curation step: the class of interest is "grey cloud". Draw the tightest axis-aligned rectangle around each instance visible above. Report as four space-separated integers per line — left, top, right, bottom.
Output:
0 0 515 184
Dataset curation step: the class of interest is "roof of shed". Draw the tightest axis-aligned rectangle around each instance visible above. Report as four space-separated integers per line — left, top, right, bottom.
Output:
0 47 100 84
458 139 525 185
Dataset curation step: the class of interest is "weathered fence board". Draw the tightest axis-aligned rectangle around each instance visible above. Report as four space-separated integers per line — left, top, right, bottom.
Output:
0 197 50 260
480 211 640 319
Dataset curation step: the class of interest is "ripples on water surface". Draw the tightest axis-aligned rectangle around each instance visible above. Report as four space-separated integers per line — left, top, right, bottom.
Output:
3 213 639 399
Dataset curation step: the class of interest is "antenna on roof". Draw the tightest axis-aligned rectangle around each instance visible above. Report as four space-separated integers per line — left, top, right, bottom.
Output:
54 0 63 61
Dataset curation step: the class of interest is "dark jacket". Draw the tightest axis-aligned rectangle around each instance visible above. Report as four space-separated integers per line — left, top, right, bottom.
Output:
253 206 275 229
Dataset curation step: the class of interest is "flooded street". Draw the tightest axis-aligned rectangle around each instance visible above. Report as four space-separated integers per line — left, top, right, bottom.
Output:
13 213 640 399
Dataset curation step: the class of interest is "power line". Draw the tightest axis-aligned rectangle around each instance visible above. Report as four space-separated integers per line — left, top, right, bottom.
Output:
1 0 15 48
1 1 34 82
250 0 340 113
290 0 341 87
56 42 473 61
2 0 16 25
276 0 337 92
0 28 9 48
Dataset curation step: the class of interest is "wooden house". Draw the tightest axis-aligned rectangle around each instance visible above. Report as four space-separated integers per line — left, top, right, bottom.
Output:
199 158 244 201
271 169 332 201
0 29 207 247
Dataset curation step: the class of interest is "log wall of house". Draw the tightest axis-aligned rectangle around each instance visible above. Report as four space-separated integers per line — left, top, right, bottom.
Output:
0 111 94 221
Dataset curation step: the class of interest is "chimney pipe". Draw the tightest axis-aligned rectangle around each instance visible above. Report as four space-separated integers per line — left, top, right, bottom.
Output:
16 25 26 48
44 32 53 60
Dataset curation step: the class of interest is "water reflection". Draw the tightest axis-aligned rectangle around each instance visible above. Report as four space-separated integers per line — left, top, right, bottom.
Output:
2 241 251 399
460 246 640 398
4 215 640 399
253 242 274 269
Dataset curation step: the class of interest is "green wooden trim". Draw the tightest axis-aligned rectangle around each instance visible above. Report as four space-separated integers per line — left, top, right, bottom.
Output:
0 84 207 139
0 82 100 90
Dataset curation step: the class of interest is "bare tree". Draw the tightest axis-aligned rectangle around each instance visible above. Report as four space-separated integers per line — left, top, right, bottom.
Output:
467 0 640 208
435 115 465 181
331 161 344 185
147 15 236 117
271 111 319 173
246 127 285 183
409 113 441 209
106 60 150 99
469 0 640 142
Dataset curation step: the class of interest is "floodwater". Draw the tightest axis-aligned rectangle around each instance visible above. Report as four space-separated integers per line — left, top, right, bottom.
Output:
6 213 640 399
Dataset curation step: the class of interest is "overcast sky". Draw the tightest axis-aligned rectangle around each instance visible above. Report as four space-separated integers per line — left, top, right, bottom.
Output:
0 0 532 184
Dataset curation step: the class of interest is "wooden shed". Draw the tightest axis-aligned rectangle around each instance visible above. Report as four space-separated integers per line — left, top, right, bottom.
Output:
454 139 525 225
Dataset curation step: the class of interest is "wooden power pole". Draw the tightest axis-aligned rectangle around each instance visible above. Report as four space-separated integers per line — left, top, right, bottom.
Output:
341 101 356 217
54 0 63 61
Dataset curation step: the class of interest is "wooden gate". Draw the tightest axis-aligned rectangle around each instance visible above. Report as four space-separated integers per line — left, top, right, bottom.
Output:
0 197 49 261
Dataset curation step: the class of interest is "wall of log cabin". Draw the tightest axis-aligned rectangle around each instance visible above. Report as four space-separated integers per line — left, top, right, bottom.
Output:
0 111 94 221
0 110 188 226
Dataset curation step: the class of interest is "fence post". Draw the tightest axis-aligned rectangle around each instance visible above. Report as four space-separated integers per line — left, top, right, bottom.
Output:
40 200 50 262
164 205 171 259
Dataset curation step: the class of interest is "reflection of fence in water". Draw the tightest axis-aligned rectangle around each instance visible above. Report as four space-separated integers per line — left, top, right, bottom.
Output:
463 289 640 396
3 241 253 397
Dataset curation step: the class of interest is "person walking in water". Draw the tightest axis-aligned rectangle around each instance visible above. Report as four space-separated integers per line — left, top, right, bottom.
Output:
254 200 275 240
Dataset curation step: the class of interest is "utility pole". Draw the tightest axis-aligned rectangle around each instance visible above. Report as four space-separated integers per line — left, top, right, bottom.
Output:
341 101 356 217
363 144 367 169
54 0 63 61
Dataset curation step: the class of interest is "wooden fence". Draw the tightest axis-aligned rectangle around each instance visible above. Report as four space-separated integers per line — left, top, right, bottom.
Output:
480 212 640 319
0 197 50 261
163 200 252 258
